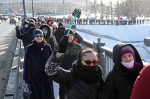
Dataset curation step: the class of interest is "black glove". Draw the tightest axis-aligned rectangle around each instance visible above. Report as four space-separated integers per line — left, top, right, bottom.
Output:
58 35 68 53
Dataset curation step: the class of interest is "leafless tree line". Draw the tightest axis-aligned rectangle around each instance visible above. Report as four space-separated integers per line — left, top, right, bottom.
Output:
89 0 150 18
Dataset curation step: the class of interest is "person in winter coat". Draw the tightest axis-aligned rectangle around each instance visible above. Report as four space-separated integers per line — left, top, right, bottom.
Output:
23 29 54 99
101 43 143 99
130 64 150 99
46 19 53 27
40 24 57 50
45 35 104 99
54 29 82 99
71 25 83 44
16 23 35 50
53 22 65 43
52 22 58 34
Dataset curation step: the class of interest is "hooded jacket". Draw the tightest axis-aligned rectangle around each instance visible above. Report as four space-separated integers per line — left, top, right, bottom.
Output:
46 19 53 27
101 43 143 99
40 24 57 50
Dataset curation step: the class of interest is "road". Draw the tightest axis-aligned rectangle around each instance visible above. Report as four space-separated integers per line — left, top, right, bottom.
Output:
0 21 17 99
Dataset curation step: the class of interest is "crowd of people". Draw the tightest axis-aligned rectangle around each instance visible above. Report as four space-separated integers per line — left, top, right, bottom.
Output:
15 17 150 99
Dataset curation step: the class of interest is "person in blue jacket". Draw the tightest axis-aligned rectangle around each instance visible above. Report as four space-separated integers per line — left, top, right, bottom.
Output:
23 29 54 99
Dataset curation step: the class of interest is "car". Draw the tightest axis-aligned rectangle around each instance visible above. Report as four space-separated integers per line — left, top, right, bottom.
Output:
10 18 16 24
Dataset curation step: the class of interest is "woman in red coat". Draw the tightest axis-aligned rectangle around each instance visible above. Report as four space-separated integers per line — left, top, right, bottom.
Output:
130 64 150 99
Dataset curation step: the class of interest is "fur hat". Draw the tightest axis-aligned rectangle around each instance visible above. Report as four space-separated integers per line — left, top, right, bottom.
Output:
33 29 43 38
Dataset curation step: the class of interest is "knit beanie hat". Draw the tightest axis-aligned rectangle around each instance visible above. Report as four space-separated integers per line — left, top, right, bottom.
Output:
121 45 135 58
33 29 43 38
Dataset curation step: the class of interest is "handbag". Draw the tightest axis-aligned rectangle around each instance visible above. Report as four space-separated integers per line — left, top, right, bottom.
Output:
23 84 32 99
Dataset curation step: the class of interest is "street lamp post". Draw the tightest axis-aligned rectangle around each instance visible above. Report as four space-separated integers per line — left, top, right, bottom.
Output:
23 0 26 21
32 0 34 18
63 0 65 18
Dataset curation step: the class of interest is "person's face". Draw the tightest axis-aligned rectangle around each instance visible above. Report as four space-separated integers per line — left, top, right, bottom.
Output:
59 26 64 31
34 34 43 43
24 24 29 27
121 53 134 63
81 53 99 66
68 34 74 43
42 28 48 34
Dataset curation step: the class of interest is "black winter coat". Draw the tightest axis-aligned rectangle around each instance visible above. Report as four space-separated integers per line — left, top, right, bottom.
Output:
23 42 54 99
45 52 104 99
16 27 35 49
101 43 143 99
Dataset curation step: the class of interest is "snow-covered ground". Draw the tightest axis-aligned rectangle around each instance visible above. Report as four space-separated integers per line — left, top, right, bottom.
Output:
76 23 150 62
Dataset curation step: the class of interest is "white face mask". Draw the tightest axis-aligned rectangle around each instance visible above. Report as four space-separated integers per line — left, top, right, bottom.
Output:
25 25 28 28
121 60 134 69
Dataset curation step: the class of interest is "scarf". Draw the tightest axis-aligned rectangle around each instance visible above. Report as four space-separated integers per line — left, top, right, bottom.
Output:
72 60 102 84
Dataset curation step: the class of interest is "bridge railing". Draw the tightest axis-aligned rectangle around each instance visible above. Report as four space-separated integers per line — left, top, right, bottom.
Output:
81 38 149 79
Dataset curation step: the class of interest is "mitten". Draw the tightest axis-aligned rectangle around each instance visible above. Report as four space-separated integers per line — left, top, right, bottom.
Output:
58 35 68 53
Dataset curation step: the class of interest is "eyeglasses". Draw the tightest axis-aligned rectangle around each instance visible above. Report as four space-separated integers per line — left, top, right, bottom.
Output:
82 60 99 65
35 35 43 38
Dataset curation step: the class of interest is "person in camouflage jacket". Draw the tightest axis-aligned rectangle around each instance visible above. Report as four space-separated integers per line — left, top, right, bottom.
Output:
54 29 82 99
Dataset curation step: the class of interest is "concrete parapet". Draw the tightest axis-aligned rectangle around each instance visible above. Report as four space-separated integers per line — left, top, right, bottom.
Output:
144 37 150 46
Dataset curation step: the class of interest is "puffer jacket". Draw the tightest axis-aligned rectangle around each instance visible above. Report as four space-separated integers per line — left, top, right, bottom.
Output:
45 51 104 99
101 43 143 99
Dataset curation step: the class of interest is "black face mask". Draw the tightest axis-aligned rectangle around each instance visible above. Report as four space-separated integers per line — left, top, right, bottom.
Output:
59 27 64 31
72 60 102 84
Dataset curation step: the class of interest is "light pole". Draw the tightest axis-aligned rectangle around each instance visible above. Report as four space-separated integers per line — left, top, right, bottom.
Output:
63 0 65 18
23 0 26 21
32 0 34 18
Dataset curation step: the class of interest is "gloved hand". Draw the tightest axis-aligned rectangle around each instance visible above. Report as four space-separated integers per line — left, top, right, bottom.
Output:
58 35 68 53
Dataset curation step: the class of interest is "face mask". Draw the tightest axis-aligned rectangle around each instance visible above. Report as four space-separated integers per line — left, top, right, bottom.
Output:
25 25 28 28
59 27 64 31
121 60 134 69
44 33 47 36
